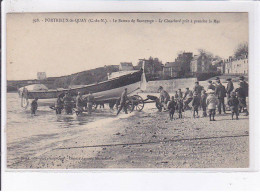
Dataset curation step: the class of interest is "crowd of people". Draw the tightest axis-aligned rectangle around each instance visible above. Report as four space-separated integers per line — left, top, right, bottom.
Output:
30 76 249 121
31 91 95 116
158 76 249 121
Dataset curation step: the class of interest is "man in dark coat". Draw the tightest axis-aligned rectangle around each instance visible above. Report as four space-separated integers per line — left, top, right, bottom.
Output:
117 88 128 115
31 97 38 115
215 80 226 114
235 81 249 115
226 78 234 99
193 81 204 98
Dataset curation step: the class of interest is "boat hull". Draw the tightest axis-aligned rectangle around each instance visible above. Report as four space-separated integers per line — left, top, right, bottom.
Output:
21 70 144 106
35 81 141 106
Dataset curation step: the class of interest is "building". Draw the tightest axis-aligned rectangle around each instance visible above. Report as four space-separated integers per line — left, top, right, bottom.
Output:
119 62 134 71
163 62 182 78
37 72 47 80
224 55 248 75
190 53 212 74
175 52 193 76
162 52 193 79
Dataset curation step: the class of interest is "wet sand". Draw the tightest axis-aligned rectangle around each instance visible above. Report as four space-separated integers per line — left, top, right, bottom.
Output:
7 107 249 169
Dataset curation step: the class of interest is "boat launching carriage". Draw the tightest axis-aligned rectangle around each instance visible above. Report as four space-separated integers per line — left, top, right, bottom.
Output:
19 69 148 112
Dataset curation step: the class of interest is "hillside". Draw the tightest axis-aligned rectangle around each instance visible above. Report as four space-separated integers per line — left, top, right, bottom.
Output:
49 65 119 89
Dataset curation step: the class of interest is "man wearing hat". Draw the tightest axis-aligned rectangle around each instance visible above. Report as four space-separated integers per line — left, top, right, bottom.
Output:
226 78 234 99
183 87 193 110
207 80 215 91
215 79 227 114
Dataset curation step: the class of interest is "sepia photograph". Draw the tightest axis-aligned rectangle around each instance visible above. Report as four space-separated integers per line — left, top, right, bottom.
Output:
6 12 249 169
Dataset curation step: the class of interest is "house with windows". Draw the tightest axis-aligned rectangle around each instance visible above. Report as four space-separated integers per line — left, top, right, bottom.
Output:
224 55 248 75
190 53 212 75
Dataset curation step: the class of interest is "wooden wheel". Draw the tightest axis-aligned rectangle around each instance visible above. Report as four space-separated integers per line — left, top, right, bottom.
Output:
132 95 144 112
126 99 135 113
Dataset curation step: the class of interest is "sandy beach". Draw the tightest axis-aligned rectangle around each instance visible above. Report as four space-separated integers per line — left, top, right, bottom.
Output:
7 100 249 169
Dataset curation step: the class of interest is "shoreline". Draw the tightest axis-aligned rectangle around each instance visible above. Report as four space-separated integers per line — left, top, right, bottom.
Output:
7 107 249 169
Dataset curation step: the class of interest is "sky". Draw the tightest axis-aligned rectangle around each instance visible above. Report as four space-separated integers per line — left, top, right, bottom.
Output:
7 12 248 80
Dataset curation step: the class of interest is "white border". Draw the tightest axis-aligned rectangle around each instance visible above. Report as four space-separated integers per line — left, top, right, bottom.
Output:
1 0 260 190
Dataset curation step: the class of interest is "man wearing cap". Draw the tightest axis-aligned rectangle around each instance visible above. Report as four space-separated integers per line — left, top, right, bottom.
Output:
207 80 215 91
183 87 193 110
226 78 234 99
158 86 170 110
215 79 227 114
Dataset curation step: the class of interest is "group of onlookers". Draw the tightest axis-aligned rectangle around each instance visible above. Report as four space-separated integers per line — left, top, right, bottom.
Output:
158 76 249 121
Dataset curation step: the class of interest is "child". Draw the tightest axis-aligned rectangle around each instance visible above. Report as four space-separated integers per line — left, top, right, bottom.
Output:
31 97 38 115
167 96 176 120
192 92 200 118
206 89 218 121
200 90 207 117
176 98 183 119
228 92 239 120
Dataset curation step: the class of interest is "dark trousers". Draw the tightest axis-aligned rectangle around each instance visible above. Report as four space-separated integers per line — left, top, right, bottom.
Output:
202 106 207 117
218 97 225 114
169 109 175 120
65 106 73 114
231 107 239 119
56 108 62 114
31 108 37 115
184 98 192 109
117 102 128 115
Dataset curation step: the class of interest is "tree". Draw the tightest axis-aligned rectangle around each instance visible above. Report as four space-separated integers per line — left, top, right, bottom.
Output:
234 42 248 58
197 49 214 59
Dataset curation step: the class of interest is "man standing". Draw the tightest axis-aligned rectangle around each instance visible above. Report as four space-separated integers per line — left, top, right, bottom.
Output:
193 81 204 98
183 87 193 110
117 88 128 115
55 95 63 114
76 92 84 115
31 97 38 115
215 79 226 114
87 91 95 115
158 86 170 110
226 78 234 99
63 92 73 114
235 81 249 116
